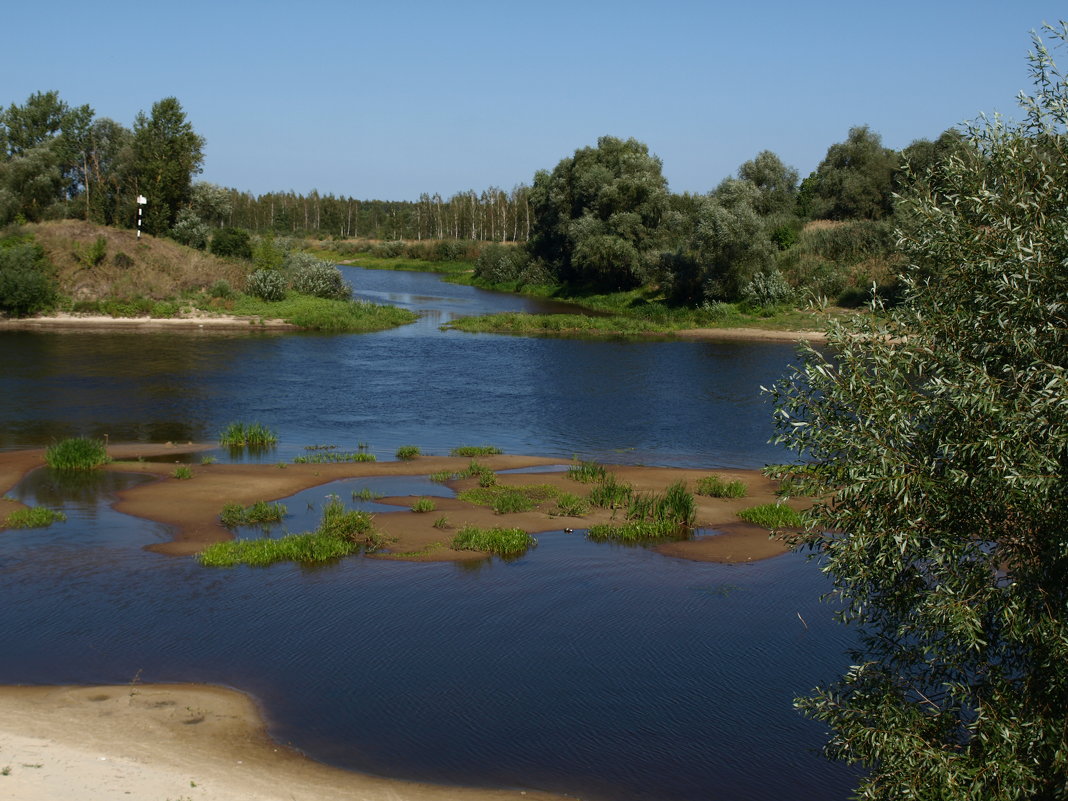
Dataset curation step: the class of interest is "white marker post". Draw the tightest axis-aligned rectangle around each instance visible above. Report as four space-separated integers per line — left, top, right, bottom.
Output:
136 195 148 238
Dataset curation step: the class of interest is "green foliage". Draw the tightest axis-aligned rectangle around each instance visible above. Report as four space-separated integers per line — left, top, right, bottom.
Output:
4 505 67 528
286 252 351 300
432 515 450 529
218 422 277 448
736 503 804 529
77 235 108 266
696 474 747 498
292 451 375 464
625 481 696 528
170 208 209 249
740 269 794 308
586 520 682 542
219 501 287 528
410 497 436 513
172 465 193 480
209 279 233 299
458 483 557 514
527 135 670 289
395 445 420 460
224 293 417 333
0 236 58 316
803 125 899 221
244 268 286 302
451 525 536 557
473 243 531 283
351 487 383 501
449 445 502 457
553 492 590 516
567 460 607 483
198 495 379 567
130 97 205 235
210 227 252 259
587 474 633 509
766 25 1068 799
44 437 109 470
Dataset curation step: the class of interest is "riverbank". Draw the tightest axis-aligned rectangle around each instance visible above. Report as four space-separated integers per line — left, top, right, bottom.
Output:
0 683 568 801
0 445 793 563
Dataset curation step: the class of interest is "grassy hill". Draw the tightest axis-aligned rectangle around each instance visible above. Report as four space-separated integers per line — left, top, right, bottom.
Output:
25 220 249 301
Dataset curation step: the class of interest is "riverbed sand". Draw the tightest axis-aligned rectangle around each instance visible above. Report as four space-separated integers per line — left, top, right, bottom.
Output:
0 445 793 563
0 683 568 801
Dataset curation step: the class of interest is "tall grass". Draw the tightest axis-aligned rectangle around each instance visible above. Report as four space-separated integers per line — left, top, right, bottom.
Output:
5 506 67 528
567 460 607 483
44 437 109 470
625 481 696 527
587 474 633 509
451 525 536 557
396 445 421 460
198 495 380 568
696 474 747 498
411 497 436 513
219 501 287 528
218 422 278 448
738 503 806 529
292 451 376 463
554 492 590 516
586 520 682 543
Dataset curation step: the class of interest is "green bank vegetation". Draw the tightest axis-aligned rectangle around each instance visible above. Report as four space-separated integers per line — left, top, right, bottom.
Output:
737 503 806 530
4 506 67 528
219 501 287 528
696 474 747 498
198 495 380 567
450 525 536 558
218 422 277 448
44 437 109 470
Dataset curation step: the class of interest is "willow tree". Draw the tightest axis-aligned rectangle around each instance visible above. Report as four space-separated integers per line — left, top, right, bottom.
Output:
767 24 1068 800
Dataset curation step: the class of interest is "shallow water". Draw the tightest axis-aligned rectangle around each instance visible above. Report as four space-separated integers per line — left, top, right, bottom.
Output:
0 268 857 799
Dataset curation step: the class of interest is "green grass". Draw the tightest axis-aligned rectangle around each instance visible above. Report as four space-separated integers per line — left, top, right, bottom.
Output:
200 455 217 465
198 496 380 567
292 451 376 463
450 445 503 457
352 487 384 501
218 422 278 448
451 525 537 557
220 292 419 332
738 503 807 529
567 460 607 483
587 474 633 509
4 506 67 528
458 483 558 514
219 501 287 528
432 515 451 529
411 497 436 513
172 465 194 480
625 481 696 527
697 474 748 498
444 312 676 338
586 520 685 542
553 492 590 516
429 469 454 483
395 445 421 460
44 437 109 470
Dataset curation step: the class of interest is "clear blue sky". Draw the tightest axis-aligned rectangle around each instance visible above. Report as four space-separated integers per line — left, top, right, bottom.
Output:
4 1 1063 200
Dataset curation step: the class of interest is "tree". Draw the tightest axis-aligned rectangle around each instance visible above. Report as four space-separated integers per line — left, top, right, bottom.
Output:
802 125 899 220
527 136 669 289
737 149 799 216
767 24 1068 800
130 97 205 235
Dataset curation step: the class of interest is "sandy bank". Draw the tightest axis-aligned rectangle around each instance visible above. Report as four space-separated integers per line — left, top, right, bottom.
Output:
0 683 568 801
0 445 793 563
674 327 826 343
0 311 296 331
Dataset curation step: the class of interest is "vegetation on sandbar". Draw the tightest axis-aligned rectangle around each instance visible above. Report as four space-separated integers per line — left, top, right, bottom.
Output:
44 437 110 470
219 501 288 528
4 506 68 529
737 503 806 530
218 421 277 448
696 474 748 498
451 525 536 557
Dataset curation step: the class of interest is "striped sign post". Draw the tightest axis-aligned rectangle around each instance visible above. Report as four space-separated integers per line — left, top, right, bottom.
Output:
136 195 147 238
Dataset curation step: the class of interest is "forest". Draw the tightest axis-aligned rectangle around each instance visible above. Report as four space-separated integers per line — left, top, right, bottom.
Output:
0 88 962 311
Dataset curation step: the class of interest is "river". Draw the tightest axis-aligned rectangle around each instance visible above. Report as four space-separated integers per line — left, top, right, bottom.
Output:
0 267 857 800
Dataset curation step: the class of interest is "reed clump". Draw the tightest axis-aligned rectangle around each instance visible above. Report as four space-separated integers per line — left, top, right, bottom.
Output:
218 422 278 448
44 437 110 470
587 474 633 509
567 460 607 483
219 501 288 528
451 525 536 557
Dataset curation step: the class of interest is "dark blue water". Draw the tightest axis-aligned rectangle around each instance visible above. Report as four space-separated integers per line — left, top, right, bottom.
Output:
0 268 857 800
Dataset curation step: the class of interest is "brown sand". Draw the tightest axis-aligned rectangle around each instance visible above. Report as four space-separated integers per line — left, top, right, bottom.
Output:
0 445 793 563
0 312 296 331
0 683 568 801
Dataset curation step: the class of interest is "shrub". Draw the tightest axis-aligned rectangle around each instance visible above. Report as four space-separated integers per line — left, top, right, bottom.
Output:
451 525 536 557
210 227 252 259
5 506 67 528
171 210 209 250
474 244 529 283
395 445 420 460
0 240 57 317
245 269 286 302
288 256 351 300
741 270 794 308
209 279 234 299
697 474 747 498
77 235 109 266
45 437 109 470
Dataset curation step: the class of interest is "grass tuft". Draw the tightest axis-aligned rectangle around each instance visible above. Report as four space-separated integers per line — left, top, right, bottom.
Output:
5 506 68 529
432 515 451 529
586 520 684 542
395 445 421 460
450 445 503 457
352 487 384 501
567 460 607 483
738 503 806 529
172 465 194 480
45 437 109 470
553 492 590 516
219 501 287 528
696 474 747 498
587 474 633 509
411 497 436 513
218 422 278 448
292 451 376 464
451 525 536 557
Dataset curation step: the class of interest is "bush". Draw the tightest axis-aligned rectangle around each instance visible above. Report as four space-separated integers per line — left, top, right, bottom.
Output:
0 239 57 317
210 227 253 259
171 209 209 250
741 270 794 308
474 243 529 283
44 437 109 470
209 279 234 299
288 255 351 300
245 269 286 302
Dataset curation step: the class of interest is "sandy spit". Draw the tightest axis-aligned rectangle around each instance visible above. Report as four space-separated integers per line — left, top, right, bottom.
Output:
0 683 570 801
0 312 296 331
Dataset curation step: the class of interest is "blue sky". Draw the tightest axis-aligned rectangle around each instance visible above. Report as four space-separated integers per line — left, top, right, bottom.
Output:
4 1 1063 200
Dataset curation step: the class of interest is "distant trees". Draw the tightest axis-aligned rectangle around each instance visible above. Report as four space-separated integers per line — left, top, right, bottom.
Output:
800 125 899 220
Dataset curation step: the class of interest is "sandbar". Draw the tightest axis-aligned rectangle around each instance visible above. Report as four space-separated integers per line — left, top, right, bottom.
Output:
0 682 568 801
0 444 792 563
